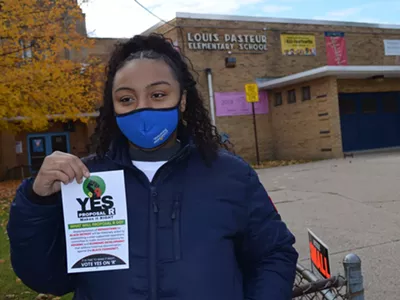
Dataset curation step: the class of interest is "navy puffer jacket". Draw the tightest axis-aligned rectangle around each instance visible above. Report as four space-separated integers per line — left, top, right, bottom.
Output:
7 139 298 300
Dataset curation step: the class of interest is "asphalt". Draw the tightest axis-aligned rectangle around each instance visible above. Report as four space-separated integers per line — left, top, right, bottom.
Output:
257 152 400 300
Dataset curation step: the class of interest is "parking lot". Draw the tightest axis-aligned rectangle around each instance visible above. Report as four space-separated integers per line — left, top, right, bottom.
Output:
257 152 400 300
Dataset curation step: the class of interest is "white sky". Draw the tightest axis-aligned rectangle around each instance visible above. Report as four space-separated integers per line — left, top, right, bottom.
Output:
80 0 264 38
80 0 400 38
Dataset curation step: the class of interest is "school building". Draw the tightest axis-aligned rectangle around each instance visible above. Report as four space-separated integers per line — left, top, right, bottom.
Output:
2 12 400 179
149 13 400 161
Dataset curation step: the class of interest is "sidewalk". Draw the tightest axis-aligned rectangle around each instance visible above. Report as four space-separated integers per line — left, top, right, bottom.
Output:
257 152 400 300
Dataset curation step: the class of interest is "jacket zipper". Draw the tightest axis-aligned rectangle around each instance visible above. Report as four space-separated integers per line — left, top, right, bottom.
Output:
150 187 159 300
107 145 190 300
171 199 181 260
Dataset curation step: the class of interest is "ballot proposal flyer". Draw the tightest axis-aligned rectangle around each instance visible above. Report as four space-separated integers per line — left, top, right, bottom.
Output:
61 170 129 273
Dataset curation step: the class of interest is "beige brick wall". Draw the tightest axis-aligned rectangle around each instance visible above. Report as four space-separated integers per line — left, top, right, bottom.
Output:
154 22 273 162
269 76 343 160
174 17 400 75
326 78 343 158
90 38 129 61
338 78 400 93
88 16 400 163
152 21 179 43
148 17 400 161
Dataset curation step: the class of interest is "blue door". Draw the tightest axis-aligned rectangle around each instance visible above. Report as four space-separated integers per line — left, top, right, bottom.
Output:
339 92 400 152
27 132 70 173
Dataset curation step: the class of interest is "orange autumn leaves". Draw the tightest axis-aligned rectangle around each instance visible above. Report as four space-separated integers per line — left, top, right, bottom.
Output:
0 181 19 199
0 181 19 241
0 0 104 132
252 160 313 169
0 181 20 214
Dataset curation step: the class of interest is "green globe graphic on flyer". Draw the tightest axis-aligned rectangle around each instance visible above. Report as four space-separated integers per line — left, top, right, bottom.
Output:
83 176 106 199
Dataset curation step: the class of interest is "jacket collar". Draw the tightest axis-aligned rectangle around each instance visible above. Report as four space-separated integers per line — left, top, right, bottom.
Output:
106 126 194 168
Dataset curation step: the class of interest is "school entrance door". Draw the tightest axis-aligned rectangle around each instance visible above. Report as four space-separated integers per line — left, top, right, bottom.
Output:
339 91 400 152
28 133 70 173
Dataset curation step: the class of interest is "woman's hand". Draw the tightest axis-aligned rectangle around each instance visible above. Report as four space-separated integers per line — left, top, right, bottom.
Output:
32 151 90 197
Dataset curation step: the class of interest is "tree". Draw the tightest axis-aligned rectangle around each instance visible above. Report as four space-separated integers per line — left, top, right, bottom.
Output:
0 0 104 132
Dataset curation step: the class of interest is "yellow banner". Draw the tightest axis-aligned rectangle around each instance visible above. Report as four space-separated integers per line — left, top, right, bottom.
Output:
280 34 316 56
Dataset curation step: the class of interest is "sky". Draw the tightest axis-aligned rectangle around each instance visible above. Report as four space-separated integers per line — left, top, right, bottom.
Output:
80 0 400 38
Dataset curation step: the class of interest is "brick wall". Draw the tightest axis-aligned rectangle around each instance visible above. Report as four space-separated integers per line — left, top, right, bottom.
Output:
337 78 400 93
150 20 179 44
154 22 274 162
0 121 92 178
90 38 129 61
0 132 17 178
17 121 91 160
269 76 343 160
174 17 400 76
147 17 400 161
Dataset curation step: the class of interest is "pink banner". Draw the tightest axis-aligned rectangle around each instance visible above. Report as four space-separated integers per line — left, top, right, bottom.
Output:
325 32 348 66
215 91 269 117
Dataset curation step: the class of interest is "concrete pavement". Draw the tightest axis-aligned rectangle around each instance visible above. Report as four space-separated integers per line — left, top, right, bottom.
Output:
257 152 400 299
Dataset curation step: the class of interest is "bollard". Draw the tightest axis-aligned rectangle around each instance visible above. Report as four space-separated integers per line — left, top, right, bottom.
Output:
343 253 364 300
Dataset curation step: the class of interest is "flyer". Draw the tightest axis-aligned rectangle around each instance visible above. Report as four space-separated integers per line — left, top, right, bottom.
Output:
61 170 129 273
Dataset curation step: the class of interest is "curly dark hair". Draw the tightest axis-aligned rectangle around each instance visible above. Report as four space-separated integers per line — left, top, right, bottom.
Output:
91 33 234 163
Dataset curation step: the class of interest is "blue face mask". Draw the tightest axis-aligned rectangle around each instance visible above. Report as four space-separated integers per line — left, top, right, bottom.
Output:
116 106 179 149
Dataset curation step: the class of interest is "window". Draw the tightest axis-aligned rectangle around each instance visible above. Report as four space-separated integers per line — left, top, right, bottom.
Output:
361 98 377 113
288 89 296 104
274 92 282 106
302 86 311 101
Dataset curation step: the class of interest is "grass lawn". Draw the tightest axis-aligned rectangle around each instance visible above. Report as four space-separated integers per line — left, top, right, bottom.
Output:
0 181 72 300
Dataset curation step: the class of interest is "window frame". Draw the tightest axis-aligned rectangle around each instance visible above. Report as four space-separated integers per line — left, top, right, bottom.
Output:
302 86 311 101
274 92 283 106
288 89 296 104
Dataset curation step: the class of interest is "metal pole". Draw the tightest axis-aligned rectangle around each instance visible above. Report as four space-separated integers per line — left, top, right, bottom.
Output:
205 68 216 127
343 253 364 300
251 102 260 165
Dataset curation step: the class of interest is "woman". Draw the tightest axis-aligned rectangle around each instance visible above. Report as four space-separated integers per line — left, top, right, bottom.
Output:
7 34 298 300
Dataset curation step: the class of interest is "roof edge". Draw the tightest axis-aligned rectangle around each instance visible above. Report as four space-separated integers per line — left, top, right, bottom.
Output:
257 66 400 90
141 12 400 37
140 13 179 36
175 12 400 30
4 112 100 122
141 21 166 36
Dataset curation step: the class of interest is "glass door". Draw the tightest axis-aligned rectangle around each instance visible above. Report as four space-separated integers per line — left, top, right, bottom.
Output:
51 134 68 152
28 136 47 174
28 133 70 173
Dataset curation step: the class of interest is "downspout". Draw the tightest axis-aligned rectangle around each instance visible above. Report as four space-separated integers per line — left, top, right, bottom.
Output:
205 68 216 127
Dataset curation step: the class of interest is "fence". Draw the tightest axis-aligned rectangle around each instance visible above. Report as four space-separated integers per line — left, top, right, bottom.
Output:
292 253 364 300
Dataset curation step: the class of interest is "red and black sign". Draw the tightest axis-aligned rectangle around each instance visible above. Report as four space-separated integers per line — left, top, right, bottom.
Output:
308 229 331 279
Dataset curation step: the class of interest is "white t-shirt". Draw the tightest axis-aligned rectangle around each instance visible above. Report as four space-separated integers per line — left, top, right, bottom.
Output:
132 160 167 182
